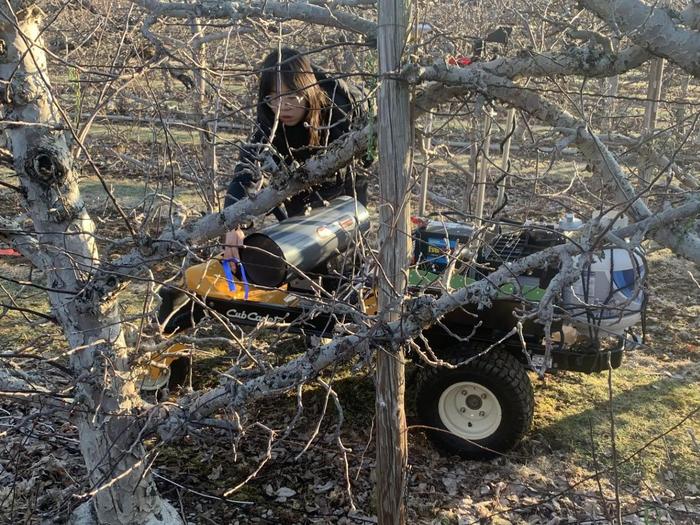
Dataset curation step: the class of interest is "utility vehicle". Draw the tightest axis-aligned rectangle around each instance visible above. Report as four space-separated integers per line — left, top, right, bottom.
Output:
147 197 646 459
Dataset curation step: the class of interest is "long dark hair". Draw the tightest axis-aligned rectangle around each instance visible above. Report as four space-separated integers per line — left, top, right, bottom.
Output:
258 48 329 147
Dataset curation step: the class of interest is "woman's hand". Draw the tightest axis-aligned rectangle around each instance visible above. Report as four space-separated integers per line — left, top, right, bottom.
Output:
223 227 246 262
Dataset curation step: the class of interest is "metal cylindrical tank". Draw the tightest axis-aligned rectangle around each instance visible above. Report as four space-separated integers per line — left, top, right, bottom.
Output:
240 196 370 287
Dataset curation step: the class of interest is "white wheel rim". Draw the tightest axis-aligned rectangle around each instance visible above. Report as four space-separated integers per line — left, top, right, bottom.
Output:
438 381 502 440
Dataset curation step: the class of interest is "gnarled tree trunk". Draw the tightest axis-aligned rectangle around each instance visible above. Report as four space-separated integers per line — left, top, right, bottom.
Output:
0 3 179 523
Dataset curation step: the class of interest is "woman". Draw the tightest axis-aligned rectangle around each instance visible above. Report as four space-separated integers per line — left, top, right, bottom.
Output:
224 48 368 260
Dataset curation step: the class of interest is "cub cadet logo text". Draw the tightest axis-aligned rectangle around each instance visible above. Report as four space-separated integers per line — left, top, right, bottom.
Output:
226 308 289 323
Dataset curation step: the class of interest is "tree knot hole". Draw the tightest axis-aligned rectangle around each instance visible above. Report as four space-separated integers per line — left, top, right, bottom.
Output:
26 150 66 183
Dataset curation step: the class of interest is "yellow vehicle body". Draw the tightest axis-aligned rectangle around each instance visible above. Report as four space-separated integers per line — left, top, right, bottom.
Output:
182 258 291 304
141 258 376 391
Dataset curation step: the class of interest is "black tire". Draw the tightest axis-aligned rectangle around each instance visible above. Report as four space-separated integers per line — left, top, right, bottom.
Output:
156 288 199 390
167 357 191 390
157 287 181 326
158 287 202 335
416 348 533 460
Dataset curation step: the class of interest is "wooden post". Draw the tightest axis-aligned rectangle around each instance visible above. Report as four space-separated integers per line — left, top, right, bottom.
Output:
642 57 664 183
474 109 494 225
603 36 620 131
675 75 692 136
418 112 433 216
643 58 664 132
466 114 478 213
604 74 619 131
191 19 218 212
376 0 411 523
495 107 515 211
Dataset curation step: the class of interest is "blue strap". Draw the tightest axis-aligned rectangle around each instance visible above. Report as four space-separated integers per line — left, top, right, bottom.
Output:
222 258 236 292
222 258 249 299
238 258 250 300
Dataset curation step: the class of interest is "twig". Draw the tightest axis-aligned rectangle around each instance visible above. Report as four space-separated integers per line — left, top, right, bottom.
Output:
223 423 275 496
607 353 623 524
588 417 612 522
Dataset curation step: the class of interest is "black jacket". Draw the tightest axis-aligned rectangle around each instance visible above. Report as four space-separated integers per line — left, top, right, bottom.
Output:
225 69 367 217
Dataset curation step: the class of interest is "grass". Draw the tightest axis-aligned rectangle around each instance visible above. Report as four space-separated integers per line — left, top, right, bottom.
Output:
86 121 240 147
79 175 203 209
534 364 700 488
292 354 700 489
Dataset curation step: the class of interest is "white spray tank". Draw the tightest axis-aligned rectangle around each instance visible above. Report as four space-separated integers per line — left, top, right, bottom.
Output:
553 211 646 338
561 248 646 337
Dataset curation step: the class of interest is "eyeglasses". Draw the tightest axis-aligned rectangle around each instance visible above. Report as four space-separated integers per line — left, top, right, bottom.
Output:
264 93 306 109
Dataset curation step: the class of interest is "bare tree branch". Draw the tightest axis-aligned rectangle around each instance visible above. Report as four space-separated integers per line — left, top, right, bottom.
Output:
134 0 377 39
581 0 700 77
483 45 651 80
411 64 700 262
